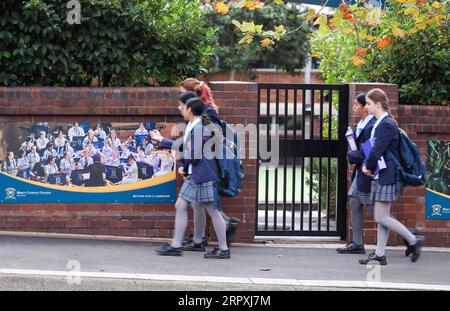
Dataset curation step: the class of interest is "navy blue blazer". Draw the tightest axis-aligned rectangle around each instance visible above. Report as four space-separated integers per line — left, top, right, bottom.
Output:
363 116 400 186
160 122 218 184
347 116 376 193
204 106 222 124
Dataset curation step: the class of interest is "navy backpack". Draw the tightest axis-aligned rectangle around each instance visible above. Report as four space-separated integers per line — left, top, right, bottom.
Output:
388 129 426 186
204 116 244 197
215 119 244 197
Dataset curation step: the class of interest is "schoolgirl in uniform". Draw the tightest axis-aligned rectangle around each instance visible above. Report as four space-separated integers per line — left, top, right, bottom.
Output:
151 98 230 259
43 143 59 160
16 150 30 172
179 80 241 246
36 131 49 152
360 88 424 265
337 93 376 254
44 156 59 182
54 131 67 150
107 130 121 151
135 123 149 136
27 146 41 170
2 152 17 175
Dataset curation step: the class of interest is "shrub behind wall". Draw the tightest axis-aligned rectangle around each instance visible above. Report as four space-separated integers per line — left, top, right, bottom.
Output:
0 0 214 87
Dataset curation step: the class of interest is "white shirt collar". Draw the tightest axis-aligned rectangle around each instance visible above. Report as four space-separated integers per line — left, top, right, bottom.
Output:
184 117 202 141
356 114 374 137
371 111 389 138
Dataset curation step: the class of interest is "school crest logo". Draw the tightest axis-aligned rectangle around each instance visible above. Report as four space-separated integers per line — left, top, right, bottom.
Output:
432 204 442 216
5 188 16 200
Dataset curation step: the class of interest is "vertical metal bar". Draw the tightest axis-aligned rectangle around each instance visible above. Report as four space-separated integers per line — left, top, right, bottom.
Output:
310 90 315 140
301 89 306 231
283 88 288 231
256 85 261 234
265 88 270 232
318 90 323 231
291 88 298 232
327 90 333 231
274 89 280 231
309 90 315 231
337 85 349 240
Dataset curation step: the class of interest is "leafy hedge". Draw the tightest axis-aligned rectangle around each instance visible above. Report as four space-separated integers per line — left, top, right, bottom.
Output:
0 0 214 86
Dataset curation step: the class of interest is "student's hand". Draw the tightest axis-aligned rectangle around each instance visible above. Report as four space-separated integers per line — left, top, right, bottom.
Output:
178 167 186 180
362 166 374 177
149 130 163 142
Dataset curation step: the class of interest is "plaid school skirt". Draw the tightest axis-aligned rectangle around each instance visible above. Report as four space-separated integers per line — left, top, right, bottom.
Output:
370 179 404 202
179 177 219 209
348 173 373 206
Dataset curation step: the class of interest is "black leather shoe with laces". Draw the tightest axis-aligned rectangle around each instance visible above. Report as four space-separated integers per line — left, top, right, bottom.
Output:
403 228 418 256
410 235 425 263
336 242 366 254
204 247 230 259
156 244 183 256
359 252 387 265
182 235 208 247
183 241 206 252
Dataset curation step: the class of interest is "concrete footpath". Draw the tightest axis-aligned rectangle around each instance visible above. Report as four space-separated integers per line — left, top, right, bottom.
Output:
0 234 449 291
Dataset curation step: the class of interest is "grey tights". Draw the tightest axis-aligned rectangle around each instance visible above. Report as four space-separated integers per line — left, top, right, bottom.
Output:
350 196 373 245
374 201 416 257
171 197 228 251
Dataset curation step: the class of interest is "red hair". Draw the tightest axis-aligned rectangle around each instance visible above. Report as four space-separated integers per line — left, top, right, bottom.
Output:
180 78 215 106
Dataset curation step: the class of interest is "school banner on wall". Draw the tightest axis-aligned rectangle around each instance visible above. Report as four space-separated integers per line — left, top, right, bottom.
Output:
426 140 450 220
0 121 176 204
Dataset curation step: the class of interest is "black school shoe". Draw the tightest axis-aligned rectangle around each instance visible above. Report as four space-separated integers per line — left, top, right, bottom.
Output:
226 218 241 246
410 235 425 263
182 234 208 247
156 244 183 256
403 228 419 256
204 247 231 259
183 240 206 252
336 242 366 254
358 252 387 265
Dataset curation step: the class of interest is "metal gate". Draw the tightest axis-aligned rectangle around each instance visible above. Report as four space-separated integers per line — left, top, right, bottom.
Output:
256 83 349 239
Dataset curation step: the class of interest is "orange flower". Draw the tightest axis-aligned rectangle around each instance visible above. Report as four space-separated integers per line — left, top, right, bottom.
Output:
245 0 264 11
376 37 392 49
416 0 425 8
366 20 379 27
351 56 366 66
339 3 349 14
327 18 338 30
214 1 229 15
260 38 275 47
355 48 368 57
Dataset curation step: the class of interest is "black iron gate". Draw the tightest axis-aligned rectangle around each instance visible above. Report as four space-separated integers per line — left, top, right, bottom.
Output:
256 83 349 239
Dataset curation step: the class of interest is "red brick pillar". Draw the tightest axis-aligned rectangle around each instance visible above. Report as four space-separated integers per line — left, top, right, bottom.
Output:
210 82 258 243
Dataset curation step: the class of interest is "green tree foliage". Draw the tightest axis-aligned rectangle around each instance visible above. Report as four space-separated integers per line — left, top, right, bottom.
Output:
205 3 311 77
310 0 449 105
0 0 215 86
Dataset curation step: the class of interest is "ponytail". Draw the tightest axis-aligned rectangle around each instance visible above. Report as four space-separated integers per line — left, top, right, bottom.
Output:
180 78 215 107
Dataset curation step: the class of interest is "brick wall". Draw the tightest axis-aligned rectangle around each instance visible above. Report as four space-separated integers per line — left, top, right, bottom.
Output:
201 69 323 85
348 83 450 247
0 83 258 243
